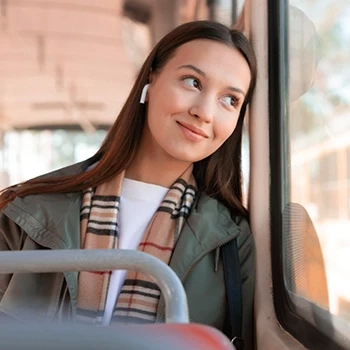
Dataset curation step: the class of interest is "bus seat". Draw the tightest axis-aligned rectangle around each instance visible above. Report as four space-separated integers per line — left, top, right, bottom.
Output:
0 322 236 349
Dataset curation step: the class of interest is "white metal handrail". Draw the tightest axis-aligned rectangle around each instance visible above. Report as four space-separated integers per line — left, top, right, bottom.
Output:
0 249 189 324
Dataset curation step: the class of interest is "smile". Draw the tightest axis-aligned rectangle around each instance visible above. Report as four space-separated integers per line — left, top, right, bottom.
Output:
176 121 209 141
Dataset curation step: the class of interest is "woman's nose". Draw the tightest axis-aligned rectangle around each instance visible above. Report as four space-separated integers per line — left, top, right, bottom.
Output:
189 94 215 123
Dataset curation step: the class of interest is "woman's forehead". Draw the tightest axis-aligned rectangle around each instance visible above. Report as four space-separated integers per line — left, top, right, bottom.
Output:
169 39 235 62
161 39 251 93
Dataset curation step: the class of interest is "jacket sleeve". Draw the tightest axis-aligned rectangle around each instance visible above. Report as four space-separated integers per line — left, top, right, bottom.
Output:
0 211 25 301
237 218 256 350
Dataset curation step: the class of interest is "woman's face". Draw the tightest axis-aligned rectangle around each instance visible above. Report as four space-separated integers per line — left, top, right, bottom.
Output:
143 39 251 164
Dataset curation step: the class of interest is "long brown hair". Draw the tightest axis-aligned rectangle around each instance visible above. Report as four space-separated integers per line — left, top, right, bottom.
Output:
0 21 257 217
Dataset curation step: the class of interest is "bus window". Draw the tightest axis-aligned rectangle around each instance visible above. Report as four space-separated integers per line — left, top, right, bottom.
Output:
0 129 106 187
271 0 350 349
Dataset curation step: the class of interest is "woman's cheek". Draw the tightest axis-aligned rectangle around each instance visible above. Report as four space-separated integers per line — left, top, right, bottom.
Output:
215 120 234 141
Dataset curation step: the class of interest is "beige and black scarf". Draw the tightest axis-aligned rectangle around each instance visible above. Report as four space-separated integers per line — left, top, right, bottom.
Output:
76 167 196 325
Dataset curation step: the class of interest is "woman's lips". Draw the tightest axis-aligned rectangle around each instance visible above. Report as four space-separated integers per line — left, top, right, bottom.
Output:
177 121 209 141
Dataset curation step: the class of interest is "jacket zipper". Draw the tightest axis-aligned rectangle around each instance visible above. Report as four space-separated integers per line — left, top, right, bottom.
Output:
157 236 237 323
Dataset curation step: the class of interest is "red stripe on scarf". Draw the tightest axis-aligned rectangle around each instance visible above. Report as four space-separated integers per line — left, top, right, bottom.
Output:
139 242 173 251
87 271 112 275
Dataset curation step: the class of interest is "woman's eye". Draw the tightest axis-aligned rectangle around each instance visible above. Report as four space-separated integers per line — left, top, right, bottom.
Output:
221 95 237 108
183 77 201 89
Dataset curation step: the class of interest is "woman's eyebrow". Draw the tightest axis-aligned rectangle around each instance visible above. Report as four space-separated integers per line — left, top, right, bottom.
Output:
227 86 246 97
178 64 206 77
178 64 246 97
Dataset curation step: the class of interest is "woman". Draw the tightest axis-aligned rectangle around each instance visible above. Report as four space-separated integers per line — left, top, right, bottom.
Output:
0 21 257 349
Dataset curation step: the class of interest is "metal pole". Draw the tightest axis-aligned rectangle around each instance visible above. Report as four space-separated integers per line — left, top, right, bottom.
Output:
0 249 189 324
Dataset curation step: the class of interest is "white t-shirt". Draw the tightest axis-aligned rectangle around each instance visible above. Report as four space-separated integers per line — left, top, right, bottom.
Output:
101 178 169 326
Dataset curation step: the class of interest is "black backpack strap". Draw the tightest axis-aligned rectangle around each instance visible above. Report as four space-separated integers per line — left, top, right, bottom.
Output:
222 238 244 350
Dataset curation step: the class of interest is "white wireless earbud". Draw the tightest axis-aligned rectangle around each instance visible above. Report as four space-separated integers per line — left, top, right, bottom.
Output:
140 84 150 104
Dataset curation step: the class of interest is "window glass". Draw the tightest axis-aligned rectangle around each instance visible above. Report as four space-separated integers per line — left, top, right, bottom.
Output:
285 0 350 341
0 129 106 187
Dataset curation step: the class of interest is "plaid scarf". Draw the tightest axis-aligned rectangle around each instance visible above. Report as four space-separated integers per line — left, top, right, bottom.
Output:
76 167 196 325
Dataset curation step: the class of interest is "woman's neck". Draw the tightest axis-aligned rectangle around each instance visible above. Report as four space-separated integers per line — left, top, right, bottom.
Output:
126 147 192 188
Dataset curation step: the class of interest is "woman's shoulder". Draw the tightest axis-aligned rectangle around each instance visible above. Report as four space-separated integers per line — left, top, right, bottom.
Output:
191 194 252 242
195 193 230 216
0 160 93 239
195 193 250 228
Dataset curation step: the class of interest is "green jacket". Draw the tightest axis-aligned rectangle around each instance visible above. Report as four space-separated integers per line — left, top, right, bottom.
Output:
0 159 255 349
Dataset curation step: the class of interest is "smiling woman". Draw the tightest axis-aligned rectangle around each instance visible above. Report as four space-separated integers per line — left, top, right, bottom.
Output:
0 20 257 350
139 39 251 174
